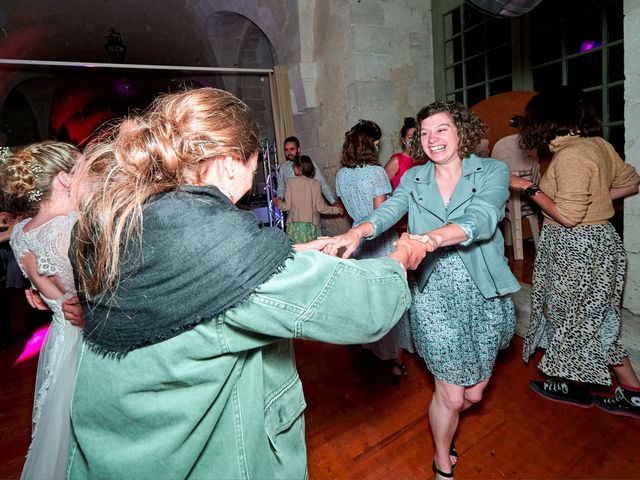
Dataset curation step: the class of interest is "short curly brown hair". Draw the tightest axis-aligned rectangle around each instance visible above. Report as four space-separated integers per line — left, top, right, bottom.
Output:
414 102 486 161
518 86 603 150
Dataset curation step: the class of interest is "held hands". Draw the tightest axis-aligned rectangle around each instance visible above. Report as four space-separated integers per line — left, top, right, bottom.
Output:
388 233 436 271
294 236 342 254
320 227 365 258
407 233 439 253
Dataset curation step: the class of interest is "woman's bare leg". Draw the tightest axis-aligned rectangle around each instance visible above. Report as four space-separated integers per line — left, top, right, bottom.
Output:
612 357 640 388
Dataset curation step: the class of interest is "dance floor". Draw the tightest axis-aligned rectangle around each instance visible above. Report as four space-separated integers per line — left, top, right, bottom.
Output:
1 243 638 479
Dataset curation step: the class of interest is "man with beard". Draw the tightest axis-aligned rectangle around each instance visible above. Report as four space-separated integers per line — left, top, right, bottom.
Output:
277 136 337 204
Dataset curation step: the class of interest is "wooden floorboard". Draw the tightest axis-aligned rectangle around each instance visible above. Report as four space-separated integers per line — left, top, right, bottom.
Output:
1 242 639 479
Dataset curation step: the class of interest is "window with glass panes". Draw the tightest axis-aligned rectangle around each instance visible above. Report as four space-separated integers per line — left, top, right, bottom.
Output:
442 4 512 107
529 0 624 154
434 0 623 150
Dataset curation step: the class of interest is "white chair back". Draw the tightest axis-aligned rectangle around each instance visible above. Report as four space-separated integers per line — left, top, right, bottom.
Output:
491 133 541 261
492 134 539 180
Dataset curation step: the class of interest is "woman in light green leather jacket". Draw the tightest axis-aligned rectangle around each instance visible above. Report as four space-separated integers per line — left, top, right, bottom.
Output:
66 88 428 480
328 102 520 480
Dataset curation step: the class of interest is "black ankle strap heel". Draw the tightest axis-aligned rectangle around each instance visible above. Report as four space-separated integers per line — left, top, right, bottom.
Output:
432 460 454 478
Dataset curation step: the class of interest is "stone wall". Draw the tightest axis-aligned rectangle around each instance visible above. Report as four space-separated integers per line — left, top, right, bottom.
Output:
623 0 640 315
293 0 435 234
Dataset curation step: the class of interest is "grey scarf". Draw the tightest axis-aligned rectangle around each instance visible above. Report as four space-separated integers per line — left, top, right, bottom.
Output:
77 185 292 354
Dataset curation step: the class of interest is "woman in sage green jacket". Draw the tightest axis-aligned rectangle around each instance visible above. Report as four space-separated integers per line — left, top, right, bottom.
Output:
328 102 520 479
67 88 426 480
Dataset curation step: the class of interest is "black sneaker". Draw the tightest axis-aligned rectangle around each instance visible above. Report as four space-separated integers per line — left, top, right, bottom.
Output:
530 379 592 408
593 386 640 420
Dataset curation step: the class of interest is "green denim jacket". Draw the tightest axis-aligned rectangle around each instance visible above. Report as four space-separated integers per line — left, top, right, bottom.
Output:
67 250 410 480
363 154 520 298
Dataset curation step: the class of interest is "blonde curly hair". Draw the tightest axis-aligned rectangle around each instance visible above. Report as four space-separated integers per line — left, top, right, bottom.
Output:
0 142 80 214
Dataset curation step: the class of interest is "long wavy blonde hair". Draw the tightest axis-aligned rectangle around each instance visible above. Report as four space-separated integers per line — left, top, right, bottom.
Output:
74 88 260 297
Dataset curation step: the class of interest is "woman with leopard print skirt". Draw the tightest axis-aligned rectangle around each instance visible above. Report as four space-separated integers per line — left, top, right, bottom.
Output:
511 86 640 420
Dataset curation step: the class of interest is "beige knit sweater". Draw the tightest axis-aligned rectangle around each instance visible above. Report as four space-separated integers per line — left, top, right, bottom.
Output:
540 135 640 227
279 175 341 226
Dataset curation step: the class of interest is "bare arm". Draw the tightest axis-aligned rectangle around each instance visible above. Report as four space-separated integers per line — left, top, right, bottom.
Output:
373 193 387 210
416 223 468 250
387 233 433 271
18 252 68 300
610 184 639 200
384 156 399 181
510 175 577 228
314 184 344 216
322 221 375 258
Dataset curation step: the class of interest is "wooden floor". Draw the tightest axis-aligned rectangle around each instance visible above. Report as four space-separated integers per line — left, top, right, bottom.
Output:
1 242 638 479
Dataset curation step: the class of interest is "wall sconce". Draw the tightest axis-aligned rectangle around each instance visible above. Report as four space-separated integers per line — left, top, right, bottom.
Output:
104 28 127 63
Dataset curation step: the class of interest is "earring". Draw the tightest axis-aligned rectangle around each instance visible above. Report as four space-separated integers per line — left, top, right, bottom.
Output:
67 187 71 198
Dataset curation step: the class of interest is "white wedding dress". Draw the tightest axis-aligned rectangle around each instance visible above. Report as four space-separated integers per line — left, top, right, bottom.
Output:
10 213 82 480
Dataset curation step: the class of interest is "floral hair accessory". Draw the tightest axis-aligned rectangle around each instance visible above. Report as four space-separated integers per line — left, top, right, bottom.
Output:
0 146 11 165
30 163 44 175
27 188 43 203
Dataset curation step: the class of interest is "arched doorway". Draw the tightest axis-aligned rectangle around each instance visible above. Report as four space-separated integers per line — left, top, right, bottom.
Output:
206 11 276 139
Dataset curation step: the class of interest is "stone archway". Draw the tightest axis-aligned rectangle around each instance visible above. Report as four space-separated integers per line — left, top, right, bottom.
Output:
206 11 275 138
188 0 318 113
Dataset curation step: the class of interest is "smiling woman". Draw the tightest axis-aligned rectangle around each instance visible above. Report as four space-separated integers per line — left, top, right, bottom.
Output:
328 101 520 480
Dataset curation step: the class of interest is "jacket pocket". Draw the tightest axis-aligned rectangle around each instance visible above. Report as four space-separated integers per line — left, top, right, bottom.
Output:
264 375 306 452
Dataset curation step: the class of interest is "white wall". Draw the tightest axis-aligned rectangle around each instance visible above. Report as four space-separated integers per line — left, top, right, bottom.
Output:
623 0 640 314
294 0 435 234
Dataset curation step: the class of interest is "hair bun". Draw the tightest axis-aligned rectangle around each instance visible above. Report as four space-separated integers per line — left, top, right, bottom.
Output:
1 150 37 198
403 117 416 127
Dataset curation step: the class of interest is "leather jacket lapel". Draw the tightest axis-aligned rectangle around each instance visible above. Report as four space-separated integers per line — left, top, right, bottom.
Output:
447 156 483 215
409 167 447 222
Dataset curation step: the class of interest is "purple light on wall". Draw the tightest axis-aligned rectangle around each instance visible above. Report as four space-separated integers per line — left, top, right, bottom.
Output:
115 80 136 97
580 40 601 52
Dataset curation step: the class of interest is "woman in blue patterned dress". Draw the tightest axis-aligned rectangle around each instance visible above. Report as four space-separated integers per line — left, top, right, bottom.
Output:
328 104 520 479
335 120 414 384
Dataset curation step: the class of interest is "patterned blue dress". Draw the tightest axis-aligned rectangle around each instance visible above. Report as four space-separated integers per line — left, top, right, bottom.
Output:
410 248 515 386
336 165 414 360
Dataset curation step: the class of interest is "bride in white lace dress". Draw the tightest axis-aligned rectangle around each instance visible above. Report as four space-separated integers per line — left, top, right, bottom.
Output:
1 142 83 480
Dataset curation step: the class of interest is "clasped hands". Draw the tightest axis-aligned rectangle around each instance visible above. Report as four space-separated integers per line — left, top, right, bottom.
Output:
296 226 438 271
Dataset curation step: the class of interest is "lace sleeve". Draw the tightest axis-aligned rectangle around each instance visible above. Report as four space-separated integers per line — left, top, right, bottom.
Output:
10 214 78 295
8 219 32 280
36 214 77 280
